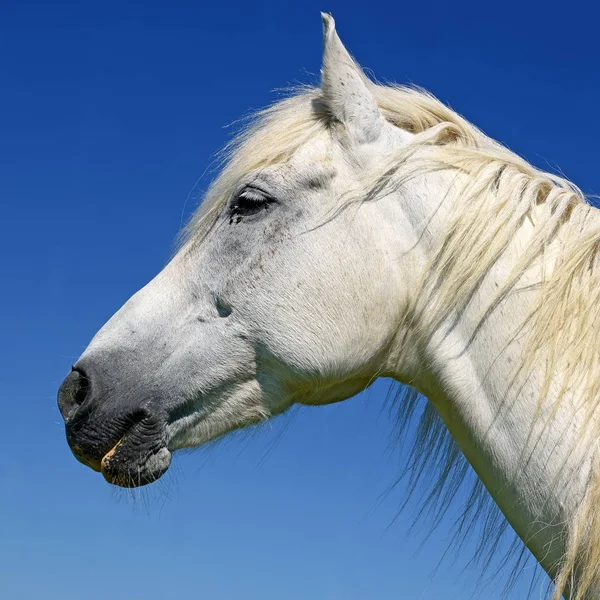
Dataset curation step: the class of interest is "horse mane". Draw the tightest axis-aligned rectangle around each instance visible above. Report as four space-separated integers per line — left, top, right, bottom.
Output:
183 83 600 599
373 85 600 600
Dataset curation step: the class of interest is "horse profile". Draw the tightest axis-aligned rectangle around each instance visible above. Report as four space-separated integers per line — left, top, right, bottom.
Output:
57 14 600 599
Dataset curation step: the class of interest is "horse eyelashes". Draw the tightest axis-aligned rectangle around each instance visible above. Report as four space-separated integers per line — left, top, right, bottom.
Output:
229 189 275 223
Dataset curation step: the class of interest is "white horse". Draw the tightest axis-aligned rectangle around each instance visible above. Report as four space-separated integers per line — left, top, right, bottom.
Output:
57 14 600 599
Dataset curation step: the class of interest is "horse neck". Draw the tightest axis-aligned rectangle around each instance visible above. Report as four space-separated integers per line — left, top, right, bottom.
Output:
388 172 600 594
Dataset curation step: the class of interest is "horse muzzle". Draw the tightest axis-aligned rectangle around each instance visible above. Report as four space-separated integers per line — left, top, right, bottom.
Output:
57 368 171 487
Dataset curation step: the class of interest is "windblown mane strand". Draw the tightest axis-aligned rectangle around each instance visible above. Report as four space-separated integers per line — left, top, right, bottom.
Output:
185 84 600 598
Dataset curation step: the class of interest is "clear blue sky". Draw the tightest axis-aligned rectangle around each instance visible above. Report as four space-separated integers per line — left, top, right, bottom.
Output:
1 1 598 598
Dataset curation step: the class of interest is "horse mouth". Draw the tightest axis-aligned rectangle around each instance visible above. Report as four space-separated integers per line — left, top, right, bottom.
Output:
100 441 172 488
66 407 172 488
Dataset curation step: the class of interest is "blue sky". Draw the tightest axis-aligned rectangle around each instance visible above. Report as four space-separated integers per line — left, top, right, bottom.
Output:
1 1 598 598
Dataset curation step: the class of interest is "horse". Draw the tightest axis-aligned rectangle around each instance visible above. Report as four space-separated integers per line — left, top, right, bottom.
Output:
57 14 600 599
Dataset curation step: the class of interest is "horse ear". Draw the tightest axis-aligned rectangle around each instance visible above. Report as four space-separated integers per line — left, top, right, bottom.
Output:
320 13 384 144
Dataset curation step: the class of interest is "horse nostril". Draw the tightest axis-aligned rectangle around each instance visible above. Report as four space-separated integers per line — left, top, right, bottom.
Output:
57 369 90 422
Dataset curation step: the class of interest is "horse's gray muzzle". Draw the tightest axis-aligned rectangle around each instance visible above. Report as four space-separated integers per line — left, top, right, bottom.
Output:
57 366 171 487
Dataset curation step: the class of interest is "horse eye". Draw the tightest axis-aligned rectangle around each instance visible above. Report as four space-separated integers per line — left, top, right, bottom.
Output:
229 188 274 223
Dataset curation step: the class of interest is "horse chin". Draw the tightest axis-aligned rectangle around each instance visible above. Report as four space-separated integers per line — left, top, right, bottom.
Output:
100 444 172 488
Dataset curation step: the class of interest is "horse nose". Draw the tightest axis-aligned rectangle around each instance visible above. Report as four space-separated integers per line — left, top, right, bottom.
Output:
57 369 90 421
